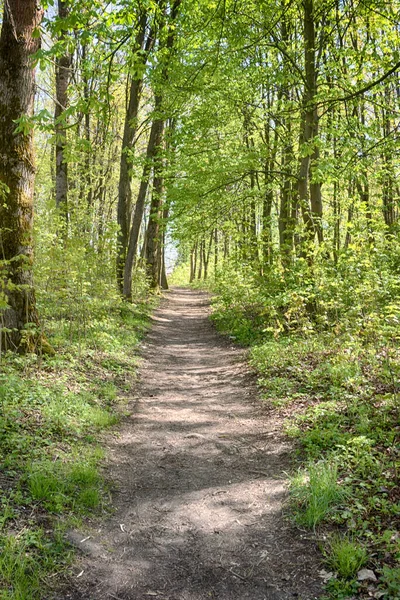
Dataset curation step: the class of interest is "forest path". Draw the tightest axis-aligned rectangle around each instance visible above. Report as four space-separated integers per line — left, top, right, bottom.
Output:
64 288 322 600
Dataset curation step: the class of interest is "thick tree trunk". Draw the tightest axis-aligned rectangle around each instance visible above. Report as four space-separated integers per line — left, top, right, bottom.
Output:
0 0 43 351
55 0 72 223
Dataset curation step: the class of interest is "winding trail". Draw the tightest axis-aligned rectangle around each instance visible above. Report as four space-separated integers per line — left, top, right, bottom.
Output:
64 288 322 600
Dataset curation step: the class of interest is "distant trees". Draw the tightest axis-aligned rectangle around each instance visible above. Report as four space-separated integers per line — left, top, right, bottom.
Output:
1 0 399 349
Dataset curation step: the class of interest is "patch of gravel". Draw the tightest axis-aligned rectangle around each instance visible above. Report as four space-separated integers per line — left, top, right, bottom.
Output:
60 288 323 600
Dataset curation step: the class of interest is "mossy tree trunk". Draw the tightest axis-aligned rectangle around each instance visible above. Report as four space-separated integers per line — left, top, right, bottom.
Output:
0 0 43 351
55 0 72 224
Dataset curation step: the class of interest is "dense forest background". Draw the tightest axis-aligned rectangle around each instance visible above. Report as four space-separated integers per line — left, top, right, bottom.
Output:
0 0 399 598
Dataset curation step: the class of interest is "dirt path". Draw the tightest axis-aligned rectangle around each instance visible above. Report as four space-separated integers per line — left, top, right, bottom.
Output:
64 288 322 600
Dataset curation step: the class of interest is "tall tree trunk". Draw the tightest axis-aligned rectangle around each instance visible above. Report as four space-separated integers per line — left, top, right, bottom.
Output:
190 242 198 283
160 252 168 290
214 229 218 273
123 112 163 298
203 231 213 280
381 85 396 233
55 0 72 224
243 108 258 264
145 116 166 290
279 132 294 265
297 0 322 253
0 0 43 351
141 0 181 292
197 240 204 280
160 205 169 290
116 14 152 291
82 42 93 211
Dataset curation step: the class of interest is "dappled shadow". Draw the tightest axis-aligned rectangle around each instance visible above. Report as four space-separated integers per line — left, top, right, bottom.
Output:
62 288 322 600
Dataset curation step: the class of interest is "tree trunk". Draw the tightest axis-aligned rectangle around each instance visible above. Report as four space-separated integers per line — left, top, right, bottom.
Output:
0 0 43 351
190 243 198 283
297 0 322 252
145 117 166 290
123 113 164 298
55 0 72 224
116 15 153 291
160 251 168 290
214 229 218 273
381 85 396 232
197 240 203 280
203 232 213 280
82 42 93 211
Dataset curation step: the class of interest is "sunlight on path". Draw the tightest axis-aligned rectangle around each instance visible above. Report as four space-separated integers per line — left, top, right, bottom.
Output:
63 288 322 600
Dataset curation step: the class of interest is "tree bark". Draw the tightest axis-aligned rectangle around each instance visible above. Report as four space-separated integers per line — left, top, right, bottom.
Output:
116 15 153 291
0 0 43 351
214 229 218 273
55 0 72 224
144 116 166 290
197 240 203 280
297 0 322 252
123 113 164 298
190 242 197 283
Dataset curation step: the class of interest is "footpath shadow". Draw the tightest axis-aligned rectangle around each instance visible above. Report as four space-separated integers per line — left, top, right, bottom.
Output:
62 288 322 600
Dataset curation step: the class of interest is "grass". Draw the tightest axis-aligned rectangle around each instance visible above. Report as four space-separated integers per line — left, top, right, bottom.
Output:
290 461 346 529
0 267 156 599
249 334 400 598
209 279 400 599
325 536 368 578
0 527 68 600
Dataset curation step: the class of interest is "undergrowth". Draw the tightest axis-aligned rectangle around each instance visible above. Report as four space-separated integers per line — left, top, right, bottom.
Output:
0 235 154 599
208 254 400 600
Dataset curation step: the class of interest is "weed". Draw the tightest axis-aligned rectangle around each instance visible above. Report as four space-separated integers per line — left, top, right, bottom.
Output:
325 535 368 578
75 487 101 510
380 565 400 598
290 461 346 529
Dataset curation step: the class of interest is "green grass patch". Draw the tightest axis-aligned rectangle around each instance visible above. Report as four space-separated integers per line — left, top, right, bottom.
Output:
250 334 400 598
209 273 400 600
325 535 368 578
0 267 155 599
290 461 346 529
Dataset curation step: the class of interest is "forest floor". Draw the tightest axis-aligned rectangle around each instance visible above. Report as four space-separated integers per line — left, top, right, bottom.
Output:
61 288 323 600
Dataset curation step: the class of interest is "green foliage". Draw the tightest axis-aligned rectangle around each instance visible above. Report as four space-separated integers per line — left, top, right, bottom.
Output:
380 566 400 598
289 462 346 529
325 536 368 578
211 254 400 598
0 527 69 600
0 225 153 597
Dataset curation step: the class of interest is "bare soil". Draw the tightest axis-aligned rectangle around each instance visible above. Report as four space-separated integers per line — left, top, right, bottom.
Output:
62 288 323 600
